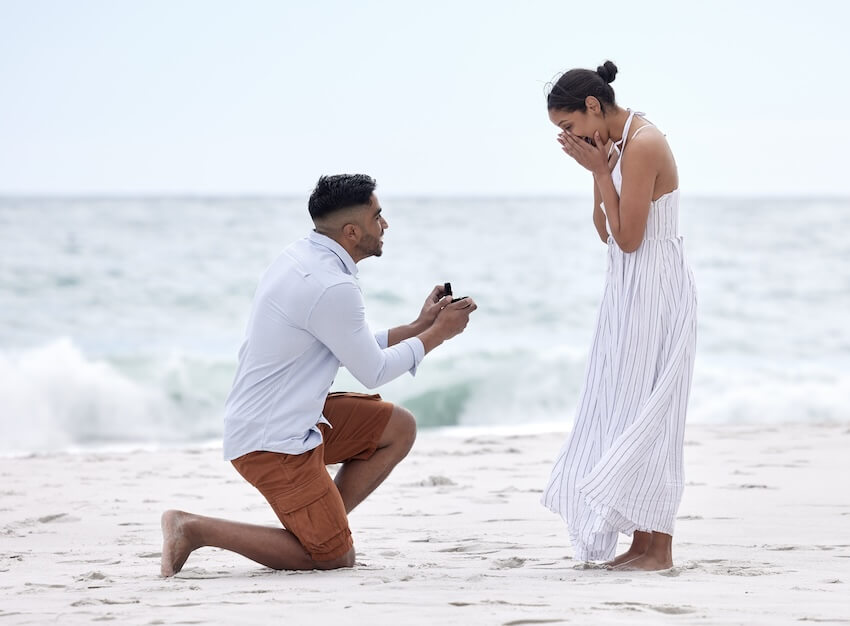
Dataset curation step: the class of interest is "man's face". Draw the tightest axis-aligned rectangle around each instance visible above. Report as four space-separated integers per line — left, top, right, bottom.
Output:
354 194 388 258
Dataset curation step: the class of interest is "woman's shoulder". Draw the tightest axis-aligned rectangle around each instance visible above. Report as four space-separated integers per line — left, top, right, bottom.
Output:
626 123 671 160
630 120 665 144
622 120 678 192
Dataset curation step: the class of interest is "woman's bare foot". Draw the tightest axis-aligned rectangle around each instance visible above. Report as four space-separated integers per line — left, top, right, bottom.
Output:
161 510 197 577
603 530 652 568
613 553 673 571
613 532 673 571
603 549 646 568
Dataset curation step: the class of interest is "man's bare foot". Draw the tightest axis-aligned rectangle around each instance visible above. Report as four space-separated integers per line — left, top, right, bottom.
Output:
603 548 647 569
613 553 673 571
161 510 197 577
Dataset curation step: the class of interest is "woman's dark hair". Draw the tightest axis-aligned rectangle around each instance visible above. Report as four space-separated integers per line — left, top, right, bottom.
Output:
547 60 618 113
308 174 377 221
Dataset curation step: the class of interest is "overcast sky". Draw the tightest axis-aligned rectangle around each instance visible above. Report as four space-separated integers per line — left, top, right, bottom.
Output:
1 0 848 196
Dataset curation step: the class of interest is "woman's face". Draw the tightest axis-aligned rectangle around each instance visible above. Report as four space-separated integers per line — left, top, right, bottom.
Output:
549 107 606 147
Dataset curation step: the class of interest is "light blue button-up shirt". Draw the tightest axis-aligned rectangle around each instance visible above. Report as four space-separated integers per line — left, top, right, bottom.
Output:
222 231 425 460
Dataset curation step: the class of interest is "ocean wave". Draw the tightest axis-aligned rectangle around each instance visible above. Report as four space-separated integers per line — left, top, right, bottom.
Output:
1 339 849 456
687 362 850 424
0 339 227 455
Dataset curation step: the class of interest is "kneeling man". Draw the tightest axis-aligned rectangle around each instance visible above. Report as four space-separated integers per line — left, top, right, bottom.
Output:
161 174 476 575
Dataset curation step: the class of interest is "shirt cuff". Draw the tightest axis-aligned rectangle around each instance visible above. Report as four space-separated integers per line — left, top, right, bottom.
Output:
374 329 389 349
401 337 425 376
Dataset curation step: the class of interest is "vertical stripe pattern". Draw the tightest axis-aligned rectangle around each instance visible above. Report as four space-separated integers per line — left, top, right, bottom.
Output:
542 160 698 561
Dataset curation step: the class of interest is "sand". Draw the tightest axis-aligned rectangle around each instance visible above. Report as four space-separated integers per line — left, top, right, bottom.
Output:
1 423 849 625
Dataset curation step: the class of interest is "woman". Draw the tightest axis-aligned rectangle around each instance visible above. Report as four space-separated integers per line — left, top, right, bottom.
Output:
541 61 697 571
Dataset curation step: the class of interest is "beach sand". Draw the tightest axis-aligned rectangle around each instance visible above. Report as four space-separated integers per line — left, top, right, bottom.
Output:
1 423 848 625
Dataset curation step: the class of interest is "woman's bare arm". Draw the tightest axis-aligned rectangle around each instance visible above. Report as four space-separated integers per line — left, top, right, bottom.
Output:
592 179 609 243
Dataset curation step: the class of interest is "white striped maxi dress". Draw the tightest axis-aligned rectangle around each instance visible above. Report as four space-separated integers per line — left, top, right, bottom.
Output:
542 110 698 562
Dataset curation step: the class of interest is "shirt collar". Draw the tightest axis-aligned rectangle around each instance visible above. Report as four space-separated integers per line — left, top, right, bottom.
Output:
308 231 359 278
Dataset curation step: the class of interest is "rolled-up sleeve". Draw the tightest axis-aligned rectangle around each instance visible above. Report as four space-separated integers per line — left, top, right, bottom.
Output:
308 283 424 388
374 329 389 348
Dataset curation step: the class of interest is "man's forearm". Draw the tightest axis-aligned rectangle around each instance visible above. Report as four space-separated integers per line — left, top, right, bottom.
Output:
387 320 428 347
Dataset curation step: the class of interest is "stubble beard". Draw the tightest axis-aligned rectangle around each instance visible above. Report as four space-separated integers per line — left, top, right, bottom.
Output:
357 233 383 258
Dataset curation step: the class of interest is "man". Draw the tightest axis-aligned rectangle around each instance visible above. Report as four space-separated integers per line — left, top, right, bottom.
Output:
160 174 476 575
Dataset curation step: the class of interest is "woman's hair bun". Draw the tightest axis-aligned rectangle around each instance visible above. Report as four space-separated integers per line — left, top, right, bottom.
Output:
596 60 618 84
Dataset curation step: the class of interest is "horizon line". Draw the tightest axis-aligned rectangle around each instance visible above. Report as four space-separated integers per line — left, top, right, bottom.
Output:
2 191 849 201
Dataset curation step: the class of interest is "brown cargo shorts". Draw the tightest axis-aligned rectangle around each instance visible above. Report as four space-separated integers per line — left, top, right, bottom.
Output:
231 392 394 562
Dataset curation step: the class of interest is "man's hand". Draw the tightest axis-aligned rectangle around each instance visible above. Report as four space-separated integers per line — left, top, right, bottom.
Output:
417 296 478 354
414 284 453 330
434 297 477 339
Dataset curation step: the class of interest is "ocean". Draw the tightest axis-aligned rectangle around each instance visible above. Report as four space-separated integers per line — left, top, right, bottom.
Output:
1 195 848 455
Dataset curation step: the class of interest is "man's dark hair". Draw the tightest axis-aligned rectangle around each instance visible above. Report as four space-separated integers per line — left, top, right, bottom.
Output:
308 174 377 221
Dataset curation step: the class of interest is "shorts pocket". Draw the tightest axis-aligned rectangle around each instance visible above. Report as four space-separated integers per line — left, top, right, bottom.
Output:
273 478 349 557
275 478 329 514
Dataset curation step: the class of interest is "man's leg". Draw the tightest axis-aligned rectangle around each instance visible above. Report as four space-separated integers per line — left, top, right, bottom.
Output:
160 510 354 577
161 395 415 577
162 444 356 577
332 404 417 513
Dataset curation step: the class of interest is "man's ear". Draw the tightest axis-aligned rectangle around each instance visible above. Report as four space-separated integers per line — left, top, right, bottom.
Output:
341 222 359 242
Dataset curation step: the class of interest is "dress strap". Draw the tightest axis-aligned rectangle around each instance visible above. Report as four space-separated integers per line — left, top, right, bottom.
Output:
608 109 652 159
613 110 635 153
610 109 642 157
630 125 653 140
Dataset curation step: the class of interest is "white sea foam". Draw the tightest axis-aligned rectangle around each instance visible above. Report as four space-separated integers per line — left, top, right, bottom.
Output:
0 339 224 455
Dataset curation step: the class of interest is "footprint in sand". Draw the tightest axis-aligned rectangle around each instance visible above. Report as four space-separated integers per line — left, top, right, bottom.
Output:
406 476 456 487
571 562 608 570
602 601 696 614
658 568 682 577
722 484 775 490
38 513 81 524
171 568 232 579
75 571 111 582
684 559 782 577
398 510 455 517
438 541 516 555
70 598 140 607
492 557 526 569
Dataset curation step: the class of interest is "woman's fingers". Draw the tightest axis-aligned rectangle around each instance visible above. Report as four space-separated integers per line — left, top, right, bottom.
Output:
565 132 587 152
558 131 592 164
557 135 574 157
